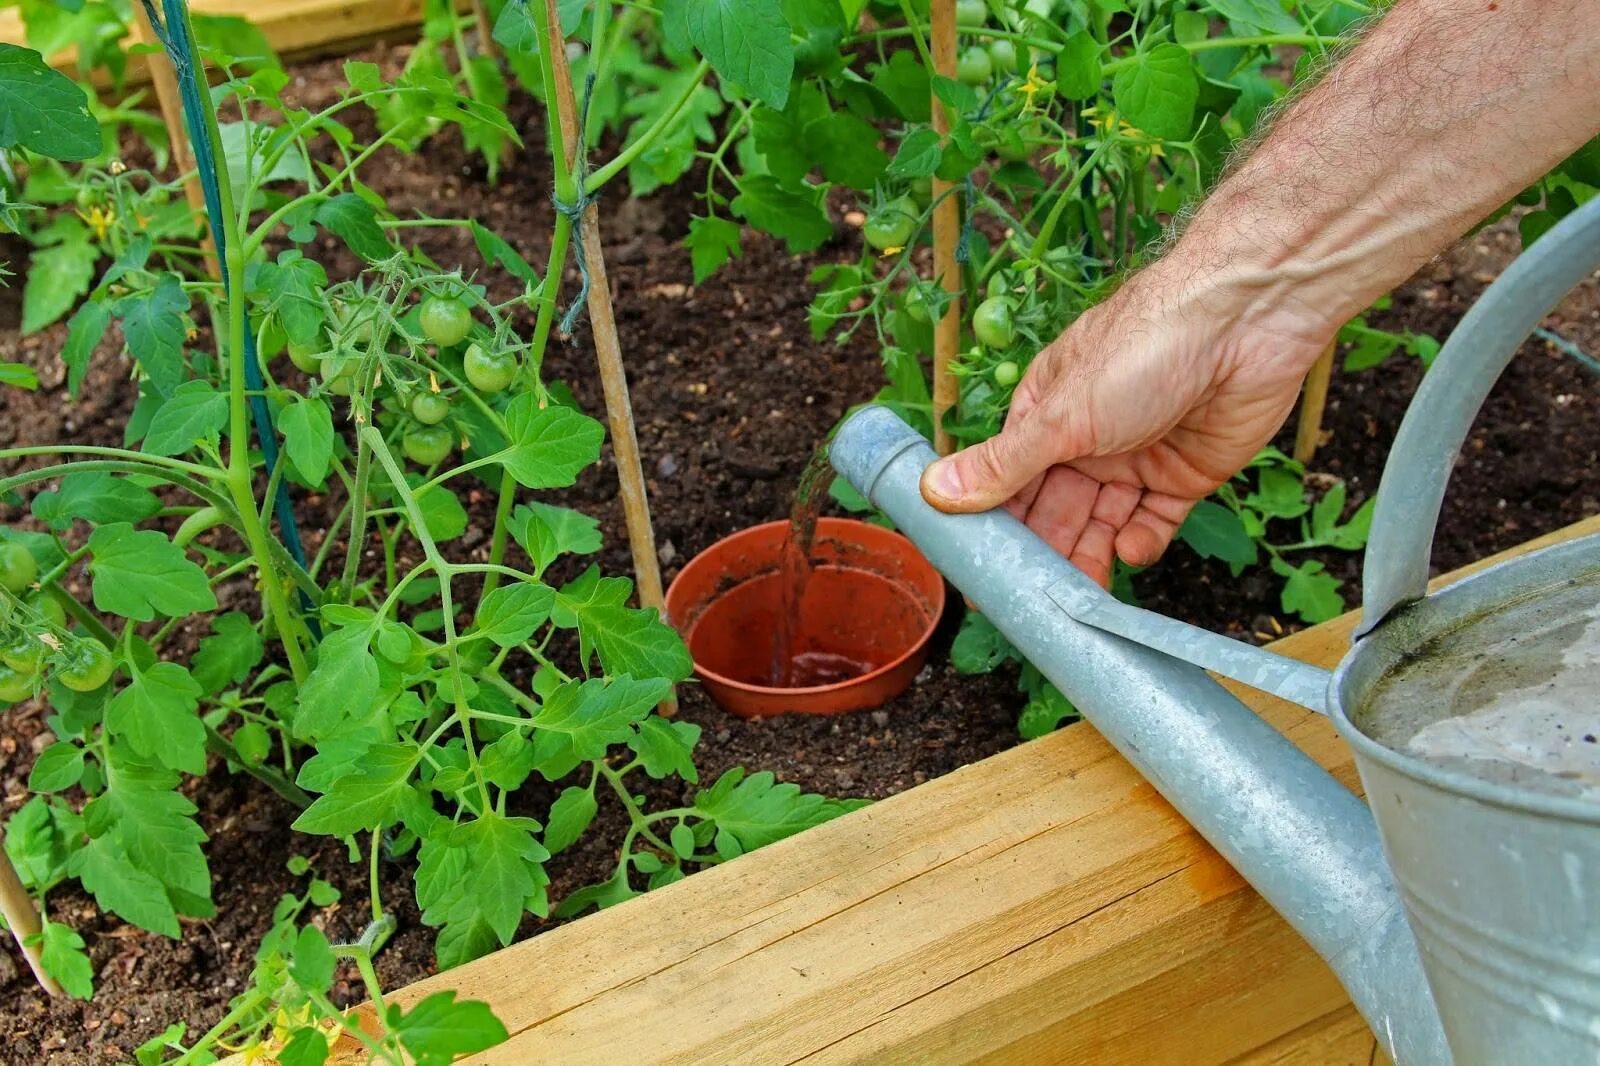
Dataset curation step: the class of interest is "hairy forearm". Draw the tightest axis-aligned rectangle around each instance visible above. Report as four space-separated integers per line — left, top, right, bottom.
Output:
1175 0 1600 347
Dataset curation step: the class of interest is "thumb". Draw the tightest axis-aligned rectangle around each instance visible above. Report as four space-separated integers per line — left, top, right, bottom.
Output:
920 410 1059 514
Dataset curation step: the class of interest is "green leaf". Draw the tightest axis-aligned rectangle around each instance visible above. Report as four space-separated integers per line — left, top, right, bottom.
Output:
670 822 696 860
0 361 37 390
412 478 469 543
1112 44 1198 141
294 624 379 740
469 220 540 286
1272 558 1345 624
193 612 265 695
887 128 943 179
475 582 556 647
231 721 271 766
1018 683 1076 740
1205 0 1301 34
28 742 85 792
60 300 111 398
498 398 606 488
685 0 795 109
551 566 693 681
119 275 189 395
279 395 335 486
732 176 832 253
684 215 743 283
804 110 888 190
315 193 394 262
930 74 978 115
251 251 327 347
510 500 602 576
290 924 335 990
106 662 206 775
478 728 536 791
88 523 217 622
543 786 597 855
950 611 1015 674
628 717 700 782
1246 466 1309 520
450 812 548 941
293 744 416 836
694 768 862 851
870 50 930 121
79 842 182 935
1056 32 1103 99
534 676 670 763
23 229 96 334
388 990 509 1066
0 44 98 160
552 868 637 917
277 1027 330 1066
35 921 94 999
142 381 226 457
1178 500 1257 567
31 470 161 531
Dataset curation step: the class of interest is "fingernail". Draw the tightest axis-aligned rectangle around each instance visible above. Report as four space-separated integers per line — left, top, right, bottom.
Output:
924 460 962 501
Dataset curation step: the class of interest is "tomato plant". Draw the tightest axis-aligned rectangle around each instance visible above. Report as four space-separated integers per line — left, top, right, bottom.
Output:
0 3 863 1055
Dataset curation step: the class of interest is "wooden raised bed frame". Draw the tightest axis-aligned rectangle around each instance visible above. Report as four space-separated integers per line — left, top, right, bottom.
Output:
290 514 1593 1064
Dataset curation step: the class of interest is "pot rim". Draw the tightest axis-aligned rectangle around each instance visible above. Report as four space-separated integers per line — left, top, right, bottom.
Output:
666 517 946 697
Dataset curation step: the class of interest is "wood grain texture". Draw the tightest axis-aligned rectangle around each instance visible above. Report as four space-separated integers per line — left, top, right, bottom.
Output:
315 513 1596 1065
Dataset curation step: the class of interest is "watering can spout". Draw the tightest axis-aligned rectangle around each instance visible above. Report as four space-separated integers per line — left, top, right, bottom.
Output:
830 405 1450 1065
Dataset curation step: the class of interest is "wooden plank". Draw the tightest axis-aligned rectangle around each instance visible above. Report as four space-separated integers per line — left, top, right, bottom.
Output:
277 515 1600 1063
0 0 439 85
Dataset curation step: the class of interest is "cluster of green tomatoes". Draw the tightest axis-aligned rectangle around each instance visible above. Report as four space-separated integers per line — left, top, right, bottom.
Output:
0 543 114 703
280 291 522 468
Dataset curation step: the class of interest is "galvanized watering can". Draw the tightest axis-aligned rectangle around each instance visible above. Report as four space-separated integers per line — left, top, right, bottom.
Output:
830 195 1600 1065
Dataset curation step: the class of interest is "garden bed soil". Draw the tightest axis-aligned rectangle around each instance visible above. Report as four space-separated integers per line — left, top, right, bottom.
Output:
1 43 1598 1063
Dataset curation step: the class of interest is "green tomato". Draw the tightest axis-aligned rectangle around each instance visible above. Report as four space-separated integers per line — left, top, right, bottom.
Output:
57 641 114 693
909 176 933 207
957 46 993 86
0 542 37 595
956 0 988 25
995 125 1034 162
973 296 1016 348
403 425 454 466
988 38 1019 74
320 356 358 397
74 185 101 211
27 593 66 630
904 284 934 323
1 634 45 675
0 665 32 704
420 296 473 348
463 344 517 394
411 392 451 425
993 360 1021 387
287 340 322 374
864 195 919 250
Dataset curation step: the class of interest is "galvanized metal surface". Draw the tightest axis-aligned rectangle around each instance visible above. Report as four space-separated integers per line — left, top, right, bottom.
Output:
830 406 1449 1066
1358 194 1600 638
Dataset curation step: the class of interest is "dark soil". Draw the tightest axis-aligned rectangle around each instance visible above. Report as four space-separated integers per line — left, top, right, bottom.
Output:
0 41 1597 1064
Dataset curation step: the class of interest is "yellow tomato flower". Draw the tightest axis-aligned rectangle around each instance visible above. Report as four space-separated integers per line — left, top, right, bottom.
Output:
76 205 116 242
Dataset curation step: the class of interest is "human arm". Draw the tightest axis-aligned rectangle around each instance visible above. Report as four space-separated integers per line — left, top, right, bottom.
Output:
920 0 1600 586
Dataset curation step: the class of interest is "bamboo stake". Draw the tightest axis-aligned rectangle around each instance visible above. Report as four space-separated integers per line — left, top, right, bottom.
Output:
1293 339 1339 465
929 0 961 456
0 832 61 997
542 0 676 716
471 0 500 62
130 1 217 279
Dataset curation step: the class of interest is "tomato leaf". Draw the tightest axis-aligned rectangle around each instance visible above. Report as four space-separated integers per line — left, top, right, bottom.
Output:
35 921 94 999
678 0 794 109
731 176 832 253
693 768 863 851
31 470 162 531
887 128 943 179
314 193 394 262
551 566 693 682
1177 499 1258 568
474 582 555 647
294 623 380 740
278 395 335 486
119 275 190 395
87 523 217 622
142 381 226 457
684 215 743 283
60 299 111 398
23 228 97 335
542 786 597 855
498 398 605 489
27 741 85 793
628 717 701 782
387 990 509 1066
1112 44 1198 141
509 500 602 576
292 743 416 835
950 610 1016 674
193 612 265 695
0 44 99 160
106 662 207 775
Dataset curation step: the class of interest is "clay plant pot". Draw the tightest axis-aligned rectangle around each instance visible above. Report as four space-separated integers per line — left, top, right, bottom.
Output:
665 518 946 718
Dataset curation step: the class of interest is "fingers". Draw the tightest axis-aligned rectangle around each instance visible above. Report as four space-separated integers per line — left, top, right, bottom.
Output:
1115 492 1195 568
920 406 1059 514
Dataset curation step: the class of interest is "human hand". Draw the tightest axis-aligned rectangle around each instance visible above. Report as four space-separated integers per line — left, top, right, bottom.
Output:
919 263 1334 587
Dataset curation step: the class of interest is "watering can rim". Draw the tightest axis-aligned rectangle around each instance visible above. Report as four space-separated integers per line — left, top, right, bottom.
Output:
1327 528 1600 828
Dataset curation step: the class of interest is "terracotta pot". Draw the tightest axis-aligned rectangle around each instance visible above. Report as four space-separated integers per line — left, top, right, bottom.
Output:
664 518 946 718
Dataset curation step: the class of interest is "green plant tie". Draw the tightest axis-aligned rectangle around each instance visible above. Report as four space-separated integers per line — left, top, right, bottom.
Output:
138 0 312 578
551 69 601 337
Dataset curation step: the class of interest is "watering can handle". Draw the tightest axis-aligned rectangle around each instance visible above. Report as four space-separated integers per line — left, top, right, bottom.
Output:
1357 194 1600 638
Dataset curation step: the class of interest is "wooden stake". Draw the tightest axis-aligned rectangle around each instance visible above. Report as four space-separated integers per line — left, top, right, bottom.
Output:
929 0 961 456
130 1 218 279
0 832 61 997
471 0 500 63
1293 339 1339 465
543 0 675 716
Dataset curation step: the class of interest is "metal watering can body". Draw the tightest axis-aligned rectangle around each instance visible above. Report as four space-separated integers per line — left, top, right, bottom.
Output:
830 195 1600 1064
